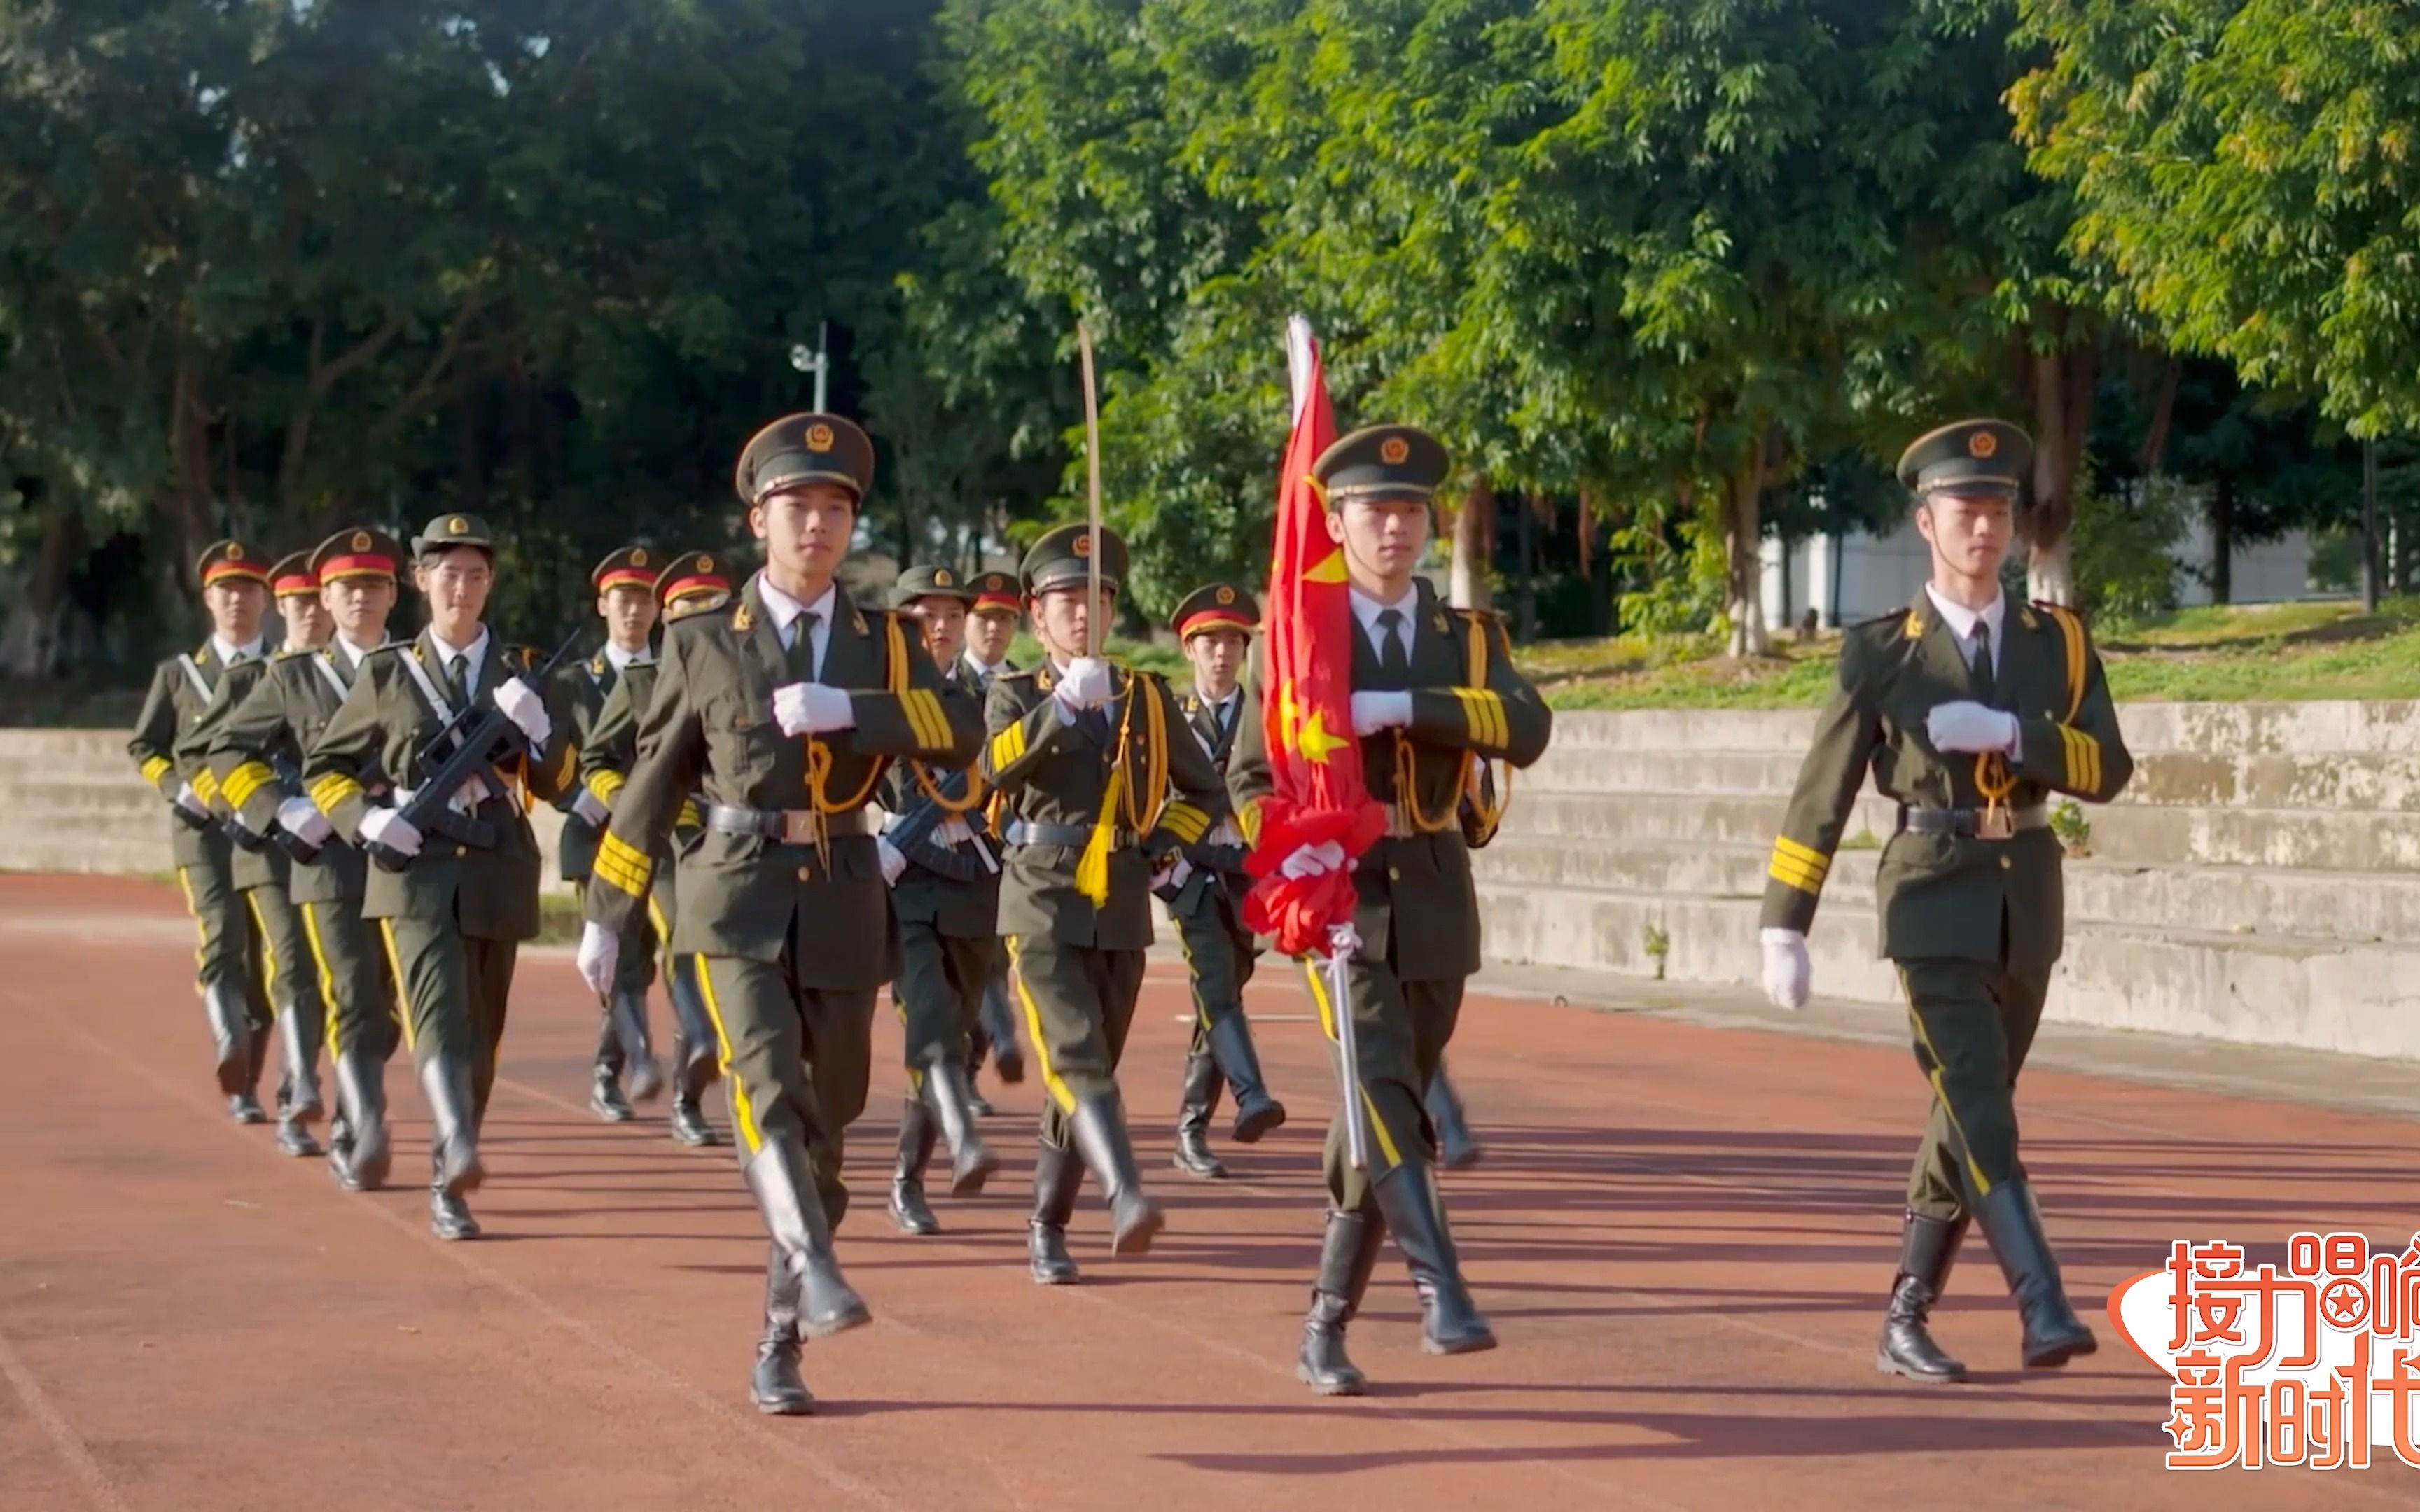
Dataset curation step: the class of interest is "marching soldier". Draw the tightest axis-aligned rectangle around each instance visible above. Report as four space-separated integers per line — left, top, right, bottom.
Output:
557 546 669 1121
1229 425 1552 1395
961 568 1027 1102
879 564 1004 1233
576 550 734 1149
1758 419 2131 1381
302 512 578 1240
1160 582 1285 1180
130 540 274 1121
209 528 410 1191
572 414 980 1414
1424 1063 1481 1169
978 524 1228 1282
190 550 336 1158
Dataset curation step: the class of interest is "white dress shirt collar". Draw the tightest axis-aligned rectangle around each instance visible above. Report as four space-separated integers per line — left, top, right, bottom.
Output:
209 634 265 666
335 636 375 668
604 640 648 672
754 572 837 676
1349 584 1419 655
426 625 491 692
1925 584 2005 673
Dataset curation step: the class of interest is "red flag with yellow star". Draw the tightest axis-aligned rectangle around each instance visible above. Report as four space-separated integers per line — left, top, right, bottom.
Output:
1242 318 1387 956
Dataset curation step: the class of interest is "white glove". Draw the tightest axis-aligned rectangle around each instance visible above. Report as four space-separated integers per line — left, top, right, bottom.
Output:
1926 701 2019 755
1052 657 1113 714
936 816 975 847
773 681 856 736
1350 690 1414 736
494 676 552 748
358 806 423 858
877 836 908 886
1278 840 1347 879
1760 927 1811 1011
571 789 611 826
576 920 620 996
274 796 334 845
1152 855 1195 892
173 782 211 820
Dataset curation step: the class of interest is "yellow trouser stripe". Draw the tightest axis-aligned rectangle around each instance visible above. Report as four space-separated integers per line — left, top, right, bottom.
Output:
302 901 342 1054
1901 969 1989 1198
244 892 282 1019
585 769 625 804
1300 959 1403 1168
693 959 761 1154
645 894 674 973
1006 935 1076 1114
309 773 362 814
141 755 173 786
174 866 207 993
377 919 415 1053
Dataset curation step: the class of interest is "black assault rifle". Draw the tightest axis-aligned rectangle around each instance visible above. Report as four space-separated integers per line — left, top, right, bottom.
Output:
364 629 583 874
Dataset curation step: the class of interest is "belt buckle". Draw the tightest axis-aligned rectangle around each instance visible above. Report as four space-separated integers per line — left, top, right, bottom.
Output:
1975 804 2015 841
781 810 822 846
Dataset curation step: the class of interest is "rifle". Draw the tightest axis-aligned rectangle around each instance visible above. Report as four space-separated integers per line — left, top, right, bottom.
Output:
885 764 994 883
223 752 309 858
365 630 583 874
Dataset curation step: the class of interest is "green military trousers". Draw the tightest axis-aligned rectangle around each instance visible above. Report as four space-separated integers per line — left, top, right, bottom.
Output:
302 897 399 1063
377 911 517 1121
175 846 270 1030
895 920 991 1077
695 953 875 1229
1302 951 1463 1212
1175 895 1256 1055
1898 957 2050 1222
1006 934 1144 1140
243 883 328 1078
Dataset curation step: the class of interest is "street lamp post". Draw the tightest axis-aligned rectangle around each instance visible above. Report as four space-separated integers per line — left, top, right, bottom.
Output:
788 321 830 412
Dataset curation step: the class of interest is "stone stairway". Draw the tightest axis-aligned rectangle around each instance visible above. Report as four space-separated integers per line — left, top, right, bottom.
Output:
1471 702 2420 1060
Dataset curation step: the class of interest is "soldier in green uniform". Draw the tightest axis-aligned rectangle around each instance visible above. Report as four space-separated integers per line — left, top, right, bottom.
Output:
961 569 1027 1104
302 512 579 1241
190 550 336 1158
210 528 410 1191
557 545 669 1121
130 540 275 1121
573 413 982 1415
977 524 1228 1282
878 564 1005 1233
1758 419 2133 1382
1229 424 1552 1396
577 550 735 1149
1160 582 1285 1180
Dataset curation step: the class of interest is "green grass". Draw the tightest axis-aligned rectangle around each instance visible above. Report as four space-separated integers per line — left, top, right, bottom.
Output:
1516 597 2420 710
537 890 586 945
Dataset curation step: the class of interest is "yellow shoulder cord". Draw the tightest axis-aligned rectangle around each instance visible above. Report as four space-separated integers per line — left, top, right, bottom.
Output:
1462 616 1511 839
803 617 911 863
912 759 987 814
1976 606 2087 829
1076 665 1157 906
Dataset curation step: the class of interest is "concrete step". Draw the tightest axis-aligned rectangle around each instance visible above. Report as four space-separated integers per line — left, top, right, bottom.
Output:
1497 790 2420 874
1474 883 2420 1059
1535 701 2420 758
1470 836 2420 944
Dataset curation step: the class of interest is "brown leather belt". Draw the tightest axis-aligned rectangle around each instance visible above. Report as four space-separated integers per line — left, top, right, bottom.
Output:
1898 804 2049 839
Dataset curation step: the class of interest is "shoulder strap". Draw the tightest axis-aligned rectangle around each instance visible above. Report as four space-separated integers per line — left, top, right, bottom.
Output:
311 653 351 703
398 646 459 726
2039 604 2088 722
174 654 214 701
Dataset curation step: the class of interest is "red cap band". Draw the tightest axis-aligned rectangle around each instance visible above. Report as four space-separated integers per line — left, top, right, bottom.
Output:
1178 608 1256 640
203 561 270 588
596 568 656 593
317 553 396 582
660 573 729 604
273 573 319 597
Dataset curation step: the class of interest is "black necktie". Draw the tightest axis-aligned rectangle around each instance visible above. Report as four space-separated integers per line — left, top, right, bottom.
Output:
788 612 822 681
1376 608 1409 678
1970 622 1996 704
447 652 471 705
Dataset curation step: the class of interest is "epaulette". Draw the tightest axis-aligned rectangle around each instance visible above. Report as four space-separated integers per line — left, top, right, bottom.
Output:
274 648 308 662
362 642 405 662
588 652 609 676
999 666 1041 686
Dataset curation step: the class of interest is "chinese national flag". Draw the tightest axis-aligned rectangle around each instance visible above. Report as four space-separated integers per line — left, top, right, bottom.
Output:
1242 318 1387 958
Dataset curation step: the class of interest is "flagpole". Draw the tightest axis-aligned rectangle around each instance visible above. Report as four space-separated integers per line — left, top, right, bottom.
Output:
1078 320 1104 657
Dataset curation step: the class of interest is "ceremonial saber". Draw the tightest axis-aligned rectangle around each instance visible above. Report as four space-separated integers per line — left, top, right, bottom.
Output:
1078 320 1104 658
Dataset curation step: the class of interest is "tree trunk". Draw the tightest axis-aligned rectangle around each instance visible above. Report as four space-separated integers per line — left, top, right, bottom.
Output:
2209 472 2234 604
1723 430 1770 657
2024 326 2098 606
1515 490 1538 641
1448 473 1494 610
0 492 83 677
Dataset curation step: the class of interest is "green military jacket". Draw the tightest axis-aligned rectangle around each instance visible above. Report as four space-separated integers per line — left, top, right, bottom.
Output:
300 627 579 941
128 640 263 870
581 575 982 986
1164 686 1255 924
577 657 706 867
552 647 635 883
184 652 301 893
1758 590 2134 974
979 661 1228 952
879 662 1002 941
205 643 387 906
1228 582 1552 981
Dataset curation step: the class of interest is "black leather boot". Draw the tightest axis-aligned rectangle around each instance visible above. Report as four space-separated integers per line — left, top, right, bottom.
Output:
980 978 1024 1086
1425 1068 1480 1170
610 988 663 1103
1877 1210 1970 1382
889 1098 940 1236
1029 1135 1082 1284
231 1026 270 1124
330 1049 391 1191
201 982 251 1098
1206 1013 1285 1144
1971 1179 2098 1368
742 1138 870 1339
667 1032 723 1147
1372 1162 1495 1354
749 1243 814 1416
1171 1052 1228 1180
278 1007 324 1122
1299 1205 1385 1395
1069 1094 1164 1256
924 1060 1001 1197
420 1054 484 1199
